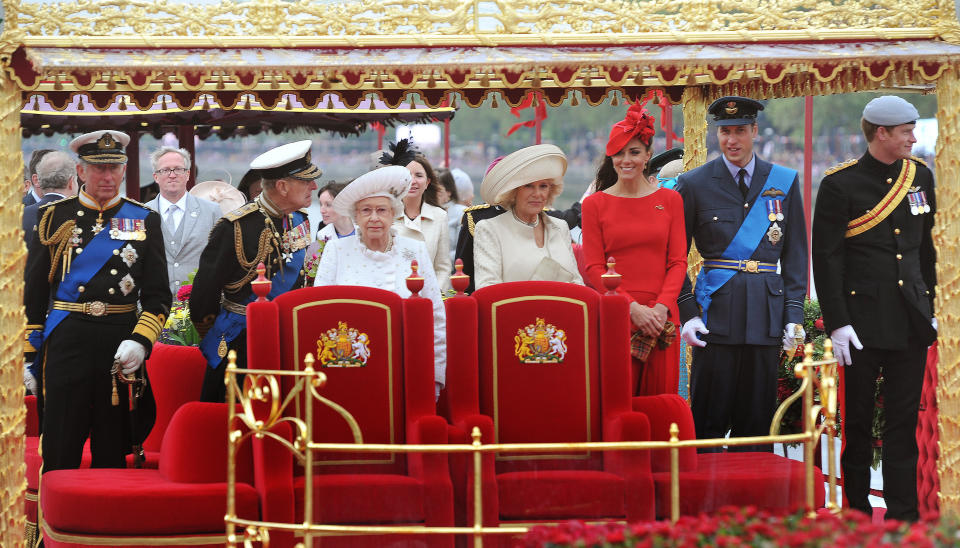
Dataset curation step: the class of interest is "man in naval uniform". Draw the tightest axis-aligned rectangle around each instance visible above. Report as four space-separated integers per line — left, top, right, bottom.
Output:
812 96 936 521
24 130 170 472
676 96 808 451
191 140 320 402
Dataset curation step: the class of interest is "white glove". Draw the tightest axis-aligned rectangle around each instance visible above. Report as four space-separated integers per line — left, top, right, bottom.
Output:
680 317 709 348
434 382 443 402
782 323 806 351
24 363 37 395
830 325 863 367
932 317 938 332
114 340 146 376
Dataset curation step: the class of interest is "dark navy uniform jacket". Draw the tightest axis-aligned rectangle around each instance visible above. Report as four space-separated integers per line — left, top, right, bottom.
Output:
676 155 808 346
812 153 936 350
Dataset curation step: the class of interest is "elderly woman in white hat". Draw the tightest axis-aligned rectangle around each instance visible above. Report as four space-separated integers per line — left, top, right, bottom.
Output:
313 166 446 399
473 144 583 289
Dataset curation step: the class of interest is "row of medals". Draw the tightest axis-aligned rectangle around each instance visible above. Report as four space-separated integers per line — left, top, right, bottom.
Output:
766 198 784 245
907 187 931 216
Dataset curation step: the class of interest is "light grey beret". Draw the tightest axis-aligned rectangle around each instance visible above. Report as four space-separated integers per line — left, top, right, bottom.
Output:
862 96 919 126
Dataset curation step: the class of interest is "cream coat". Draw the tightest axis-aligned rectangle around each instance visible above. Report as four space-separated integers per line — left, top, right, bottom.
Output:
473 211 583 289
394 202 452 291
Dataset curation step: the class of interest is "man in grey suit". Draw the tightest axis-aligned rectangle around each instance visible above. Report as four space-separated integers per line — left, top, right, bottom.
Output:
145 146 221 298
22 151 78 244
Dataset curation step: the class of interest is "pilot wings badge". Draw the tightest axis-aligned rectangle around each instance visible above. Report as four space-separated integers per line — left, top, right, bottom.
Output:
514 318 567 364
317 321 371 367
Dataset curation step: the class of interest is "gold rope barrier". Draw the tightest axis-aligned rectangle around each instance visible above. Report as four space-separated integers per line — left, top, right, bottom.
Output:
0 64 27 546
934 63 960 519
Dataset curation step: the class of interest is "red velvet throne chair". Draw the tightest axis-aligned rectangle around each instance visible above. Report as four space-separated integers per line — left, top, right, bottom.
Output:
40 401 261 547
631 394 825 517
25 342 207 545
444 281 655 543
245 284 455 548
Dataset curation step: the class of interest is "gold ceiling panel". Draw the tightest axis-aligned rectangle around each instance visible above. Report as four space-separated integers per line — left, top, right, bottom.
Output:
7 0 951 48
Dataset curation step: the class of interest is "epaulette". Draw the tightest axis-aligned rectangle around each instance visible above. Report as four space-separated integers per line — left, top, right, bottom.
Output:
911 155 929 168
38 195 76 210
464 204 491 213
823 158 858 177
223 201 260 222
121 196 149 208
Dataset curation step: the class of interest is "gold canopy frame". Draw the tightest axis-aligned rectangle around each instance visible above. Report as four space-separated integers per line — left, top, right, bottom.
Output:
4 0 960 545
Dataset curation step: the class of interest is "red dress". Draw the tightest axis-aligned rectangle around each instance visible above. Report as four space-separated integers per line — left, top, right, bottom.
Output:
581 188 687 395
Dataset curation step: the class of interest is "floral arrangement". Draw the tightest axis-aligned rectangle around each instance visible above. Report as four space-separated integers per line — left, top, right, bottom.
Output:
302 238 328 286
159 279 200 347
777 298 884 469
522 507 958 547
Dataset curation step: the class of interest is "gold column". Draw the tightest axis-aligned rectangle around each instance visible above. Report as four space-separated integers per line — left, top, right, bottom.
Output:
0 61 27 546
680 85 709 172
934 63 960 519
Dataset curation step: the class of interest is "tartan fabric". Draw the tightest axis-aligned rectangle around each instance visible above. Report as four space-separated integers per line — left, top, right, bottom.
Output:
630 321 676 363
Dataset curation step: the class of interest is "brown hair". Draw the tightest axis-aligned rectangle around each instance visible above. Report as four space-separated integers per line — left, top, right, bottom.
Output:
412 153 442 207
594 141 653 192
861 118 898 143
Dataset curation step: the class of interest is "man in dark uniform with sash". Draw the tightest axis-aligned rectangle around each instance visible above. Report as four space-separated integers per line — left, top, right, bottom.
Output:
191 140 320 402
813 96 936 521
676 96 808 451
24 130 170 472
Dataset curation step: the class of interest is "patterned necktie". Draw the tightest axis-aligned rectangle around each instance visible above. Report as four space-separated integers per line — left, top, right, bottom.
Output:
737 168 748 199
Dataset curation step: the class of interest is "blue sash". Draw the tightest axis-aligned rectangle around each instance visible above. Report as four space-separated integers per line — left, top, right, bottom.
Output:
199 212 308 368
694 164 795 324
657 176 679 190
40 202 148 344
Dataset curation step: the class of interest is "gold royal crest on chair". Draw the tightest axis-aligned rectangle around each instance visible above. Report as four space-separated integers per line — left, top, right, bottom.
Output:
316 321 371 367
515 318 567 364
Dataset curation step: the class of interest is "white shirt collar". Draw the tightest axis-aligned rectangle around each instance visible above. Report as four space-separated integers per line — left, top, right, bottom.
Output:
157 193 188 215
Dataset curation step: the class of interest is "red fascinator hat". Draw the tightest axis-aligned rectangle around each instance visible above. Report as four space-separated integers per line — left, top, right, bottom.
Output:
605 99 656 156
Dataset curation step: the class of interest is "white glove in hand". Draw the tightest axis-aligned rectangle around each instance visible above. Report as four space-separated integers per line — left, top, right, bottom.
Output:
680 317 709 348
434 382 443 402
23 363 37 395
830 325 863 367
782 323 806 351
115 340 146 375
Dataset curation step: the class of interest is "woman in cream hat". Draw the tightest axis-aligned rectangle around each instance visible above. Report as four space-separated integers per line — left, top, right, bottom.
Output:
473 144 583 289
313 165 446 400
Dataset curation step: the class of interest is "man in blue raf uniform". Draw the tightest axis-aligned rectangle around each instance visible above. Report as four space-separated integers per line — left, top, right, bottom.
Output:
191 140 320 402
813 96 936 521
676 96 808 451
24 130 171 472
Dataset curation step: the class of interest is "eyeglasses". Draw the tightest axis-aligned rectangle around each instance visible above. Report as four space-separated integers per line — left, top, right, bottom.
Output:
155 167 189 176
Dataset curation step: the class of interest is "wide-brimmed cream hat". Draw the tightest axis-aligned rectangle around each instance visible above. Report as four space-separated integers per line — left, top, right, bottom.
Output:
190 180 246 215
480 144 567 205
332 166 411 218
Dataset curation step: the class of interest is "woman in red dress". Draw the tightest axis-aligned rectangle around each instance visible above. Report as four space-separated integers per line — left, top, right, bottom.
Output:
581 100 687 395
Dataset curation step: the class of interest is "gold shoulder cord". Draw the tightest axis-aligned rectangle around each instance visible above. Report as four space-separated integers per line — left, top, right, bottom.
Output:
37 206 76 283
225 221 274 292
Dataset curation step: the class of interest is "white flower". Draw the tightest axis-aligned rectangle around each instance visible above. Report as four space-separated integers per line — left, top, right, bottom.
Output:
120 244 139 267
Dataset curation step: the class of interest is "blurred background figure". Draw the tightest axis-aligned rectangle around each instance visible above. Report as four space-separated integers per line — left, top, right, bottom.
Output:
22 150 78 244
436 168 465 263
236 168 262 201
316 180 355 240
23 148 54 206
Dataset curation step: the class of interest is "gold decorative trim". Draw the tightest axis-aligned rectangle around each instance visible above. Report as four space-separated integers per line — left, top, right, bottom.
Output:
490 295 591 462
42 522 227 546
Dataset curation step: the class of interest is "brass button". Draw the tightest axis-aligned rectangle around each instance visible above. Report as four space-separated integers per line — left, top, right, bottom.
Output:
108 288 115 295
75 247 83 254
743 203 749 209
926 290 930 295
898 280 904 286
78 285 85 293
886 178 893 184
894 228 901 235
110 269 118 275
113 249 119 255
713 216 719 221
850 290 856 295
896 254 902 260
77 210 84 216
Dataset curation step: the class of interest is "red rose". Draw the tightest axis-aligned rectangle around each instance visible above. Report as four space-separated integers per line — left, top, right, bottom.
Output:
814 317 824 330
176 284 193 302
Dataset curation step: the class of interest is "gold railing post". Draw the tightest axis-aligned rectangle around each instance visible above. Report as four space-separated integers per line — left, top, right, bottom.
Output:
226 351 238 547
821 340 840 512
934 62 960 520
471 427 484 548
668 423 680 523
801 344 815 514
303 354 316 547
